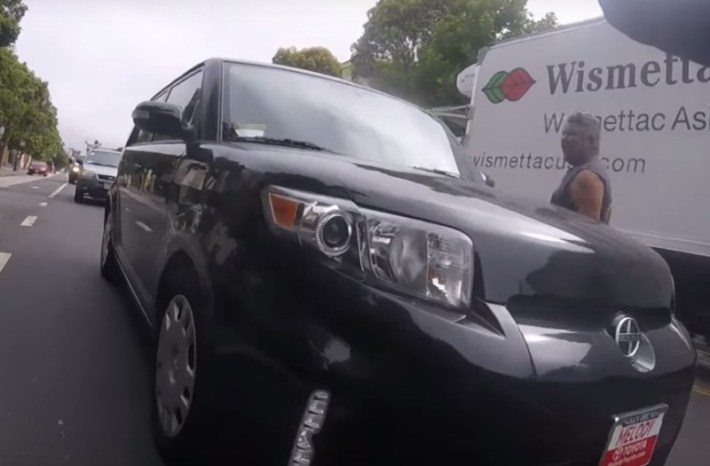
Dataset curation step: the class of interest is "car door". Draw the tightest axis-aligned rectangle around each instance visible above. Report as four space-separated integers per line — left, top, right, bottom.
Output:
118 69 205 315
116 89 169 307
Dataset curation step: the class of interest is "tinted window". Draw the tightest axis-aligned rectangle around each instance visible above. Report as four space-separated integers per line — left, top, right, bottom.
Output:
154 90 169 103
85 150 121 168
166 70 203 126
223 64 461 175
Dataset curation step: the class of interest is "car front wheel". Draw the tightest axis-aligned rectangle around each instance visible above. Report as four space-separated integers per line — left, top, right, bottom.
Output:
152 279 216 465
100 212 120 282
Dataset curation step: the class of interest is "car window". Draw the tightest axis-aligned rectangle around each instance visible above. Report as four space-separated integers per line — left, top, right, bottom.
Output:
166 70 203 127
154 90 169 103
85 150 121 168
149 70 203 143
222 63 462 176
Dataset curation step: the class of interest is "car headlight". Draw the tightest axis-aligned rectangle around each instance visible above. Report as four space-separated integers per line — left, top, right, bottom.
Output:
71 166 80 173
263 186 473 310
364 211 473 308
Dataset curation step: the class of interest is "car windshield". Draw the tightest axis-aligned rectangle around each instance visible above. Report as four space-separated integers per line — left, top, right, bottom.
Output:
222 63 463 176
85 150 121 168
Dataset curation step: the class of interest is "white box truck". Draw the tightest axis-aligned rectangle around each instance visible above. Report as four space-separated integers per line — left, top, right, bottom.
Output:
462 18 709 343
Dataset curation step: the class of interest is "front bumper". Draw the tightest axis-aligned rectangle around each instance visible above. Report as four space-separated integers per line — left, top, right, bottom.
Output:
76 177 111 199
309 302 693 466
216 253 695 466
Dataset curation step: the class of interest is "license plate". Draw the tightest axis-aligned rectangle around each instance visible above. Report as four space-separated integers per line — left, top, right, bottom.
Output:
599 404 667 466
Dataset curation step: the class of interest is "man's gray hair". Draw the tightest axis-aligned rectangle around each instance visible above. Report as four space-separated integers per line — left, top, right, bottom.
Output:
563 112 601 151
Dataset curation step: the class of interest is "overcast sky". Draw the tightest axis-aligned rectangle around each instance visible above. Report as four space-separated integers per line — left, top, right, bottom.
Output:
14 0 603 151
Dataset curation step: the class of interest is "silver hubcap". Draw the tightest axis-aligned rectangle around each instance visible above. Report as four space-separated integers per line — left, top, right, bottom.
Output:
155 295 197 438
100 219 111 266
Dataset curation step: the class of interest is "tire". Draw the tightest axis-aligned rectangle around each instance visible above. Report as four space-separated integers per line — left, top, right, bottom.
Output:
152 269 217 465
74 189 84 203
100 212 120 282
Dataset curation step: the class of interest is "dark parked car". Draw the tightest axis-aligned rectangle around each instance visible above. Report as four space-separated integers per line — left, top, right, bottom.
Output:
101 58 695 466
28 161 48 176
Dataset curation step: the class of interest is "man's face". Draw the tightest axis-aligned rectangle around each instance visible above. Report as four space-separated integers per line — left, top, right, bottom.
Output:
561 123 591 165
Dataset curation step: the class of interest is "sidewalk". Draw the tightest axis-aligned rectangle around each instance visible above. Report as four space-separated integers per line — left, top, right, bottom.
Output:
0 166 24 177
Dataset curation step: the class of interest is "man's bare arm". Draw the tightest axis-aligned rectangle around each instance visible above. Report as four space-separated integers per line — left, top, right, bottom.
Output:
569 170 605 221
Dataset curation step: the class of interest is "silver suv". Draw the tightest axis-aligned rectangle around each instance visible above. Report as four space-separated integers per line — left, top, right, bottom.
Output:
74 149 121 203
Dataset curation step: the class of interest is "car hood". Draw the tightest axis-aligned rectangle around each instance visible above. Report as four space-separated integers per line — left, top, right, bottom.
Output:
345 162 672 308
84 163 117 177
227 146 673 310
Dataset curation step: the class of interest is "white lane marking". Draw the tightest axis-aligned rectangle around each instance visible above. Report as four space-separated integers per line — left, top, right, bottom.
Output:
31 186 39 189
135 221 153 232
0 252 11 274
21 216 37 227
39 202 48 207
49 183 69 199
48 182 68 199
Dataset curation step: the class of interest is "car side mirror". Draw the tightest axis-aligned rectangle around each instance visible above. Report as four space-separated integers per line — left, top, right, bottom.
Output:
132 101 186 139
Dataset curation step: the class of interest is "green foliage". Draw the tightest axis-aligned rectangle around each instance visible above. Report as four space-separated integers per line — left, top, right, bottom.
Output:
0 0 27 47
0 48 63 162
51 149 69 169
351 0 558 106
272 46 343 77
0 1 59 164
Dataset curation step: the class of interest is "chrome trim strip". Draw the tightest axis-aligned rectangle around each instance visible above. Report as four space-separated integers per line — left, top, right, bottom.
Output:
288 390 330 466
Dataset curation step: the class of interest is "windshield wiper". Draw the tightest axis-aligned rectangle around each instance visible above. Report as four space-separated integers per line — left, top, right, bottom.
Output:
411 166 461 179
227 135 342 155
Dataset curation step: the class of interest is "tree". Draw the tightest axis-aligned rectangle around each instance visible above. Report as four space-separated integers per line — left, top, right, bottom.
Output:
0 47 63 168
272 46 343 77
52 149 69 170
351 0 558 106
0 0 27 47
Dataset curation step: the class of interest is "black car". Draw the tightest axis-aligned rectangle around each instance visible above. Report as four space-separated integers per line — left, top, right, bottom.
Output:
101 58 695 466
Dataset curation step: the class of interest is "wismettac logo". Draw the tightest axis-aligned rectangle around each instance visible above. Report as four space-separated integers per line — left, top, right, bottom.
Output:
482 68 536 104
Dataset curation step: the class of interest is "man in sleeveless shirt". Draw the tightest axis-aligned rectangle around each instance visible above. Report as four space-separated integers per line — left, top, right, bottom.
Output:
550 112 613 224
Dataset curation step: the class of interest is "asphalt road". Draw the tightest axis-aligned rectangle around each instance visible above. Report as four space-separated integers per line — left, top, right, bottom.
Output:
0 174 707 466
0 174 163 466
